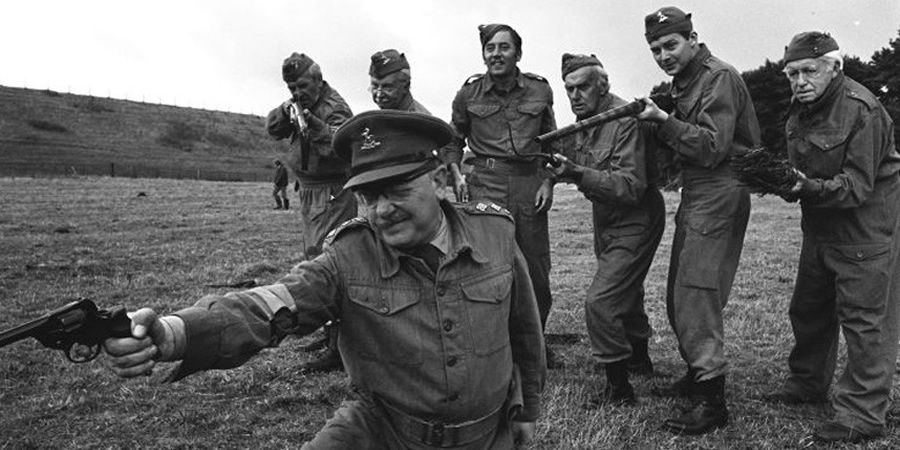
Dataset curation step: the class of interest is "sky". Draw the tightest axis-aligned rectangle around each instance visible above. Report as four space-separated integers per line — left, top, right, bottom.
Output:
2 0 898 126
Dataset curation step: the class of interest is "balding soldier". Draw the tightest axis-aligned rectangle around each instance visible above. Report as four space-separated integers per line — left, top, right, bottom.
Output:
447 24 559 366
266 53 358 373
105 110 547 449
548 53 665 406
770 32 900 444
636 7 760 434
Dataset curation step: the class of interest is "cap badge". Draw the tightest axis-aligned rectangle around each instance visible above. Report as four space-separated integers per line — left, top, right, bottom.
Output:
656 11 668 23
360 127 381 151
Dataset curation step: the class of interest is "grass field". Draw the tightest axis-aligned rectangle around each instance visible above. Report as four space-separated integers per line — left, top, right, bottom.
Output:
0 176 897 449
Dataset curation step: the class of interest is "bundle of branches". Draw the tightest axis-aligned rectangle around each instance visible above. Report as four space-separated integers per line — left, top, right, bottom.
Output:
731 147 799 196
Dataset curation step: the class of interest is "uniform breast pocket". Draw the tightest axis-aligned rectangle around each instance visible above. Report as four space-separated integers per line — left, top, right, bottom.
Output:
467 103 501 119
346 284 425 365
460 267 513 356
804 129 849 178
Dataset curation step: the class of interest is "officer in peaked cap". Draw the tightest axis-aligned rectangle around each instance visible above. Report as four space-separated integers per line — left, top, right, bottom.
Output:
106 109 547 448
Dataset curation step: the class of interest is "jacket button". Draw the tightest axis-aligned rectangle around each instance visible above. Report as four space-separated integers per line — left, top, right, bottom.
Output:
437 287 446 296
856 251 864 259
379 304 389 313
443 320 453 332
447 357 457 367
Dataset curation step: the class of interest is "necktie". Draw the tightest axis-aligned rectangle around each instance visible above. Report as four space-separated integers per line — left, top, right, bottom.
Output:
410 244 441 273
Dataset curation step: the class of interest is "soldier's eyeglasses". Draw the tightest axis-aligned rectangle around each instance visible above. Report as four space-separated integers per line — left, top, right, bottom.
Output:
782 65 827 82
368 84 398 95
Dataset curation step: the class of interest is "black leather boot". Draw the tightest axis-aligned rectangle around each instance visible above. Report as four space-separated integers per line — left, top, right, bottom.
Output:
662 376 728 435
627 338 654 375
588 360 635 407
651 367 696 397
283 198 290 210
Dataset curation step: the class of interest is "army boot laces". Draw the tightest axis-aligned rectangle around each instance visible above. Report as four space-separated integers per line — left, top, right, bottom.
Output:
662 376 728 435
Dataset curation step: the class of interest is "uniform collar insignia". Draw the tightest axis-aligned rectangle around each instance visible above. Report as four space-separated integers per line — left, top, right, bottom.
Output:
361 127 381 150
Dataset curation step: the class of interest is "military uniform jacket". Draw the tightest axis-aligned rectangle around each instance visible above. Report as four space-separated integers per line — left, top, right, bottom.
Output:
568 92 659 228
787 72 900 242
657 44 760 186
447 70 557 165
266 81 353 181
169 200 547 424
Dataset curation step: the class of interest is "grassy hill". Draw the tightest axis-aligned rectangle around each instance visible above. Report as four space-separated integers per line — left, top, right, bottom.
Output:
0 85 289 181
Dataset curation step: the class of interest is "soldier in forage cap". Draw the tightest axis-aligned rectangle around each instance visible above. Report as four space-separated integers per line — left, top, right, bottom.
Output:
105 110 546 449
547 53 665 406
446 24 560 369
635 6 760 435
266 52 358 373
768 31 900 444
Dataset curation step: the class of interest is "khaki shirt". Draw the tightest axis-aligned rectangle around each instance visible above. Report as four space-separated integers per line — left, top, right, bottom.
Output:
266 81 353 181
787 73 900 242
447 70 556 164
170 200 547 423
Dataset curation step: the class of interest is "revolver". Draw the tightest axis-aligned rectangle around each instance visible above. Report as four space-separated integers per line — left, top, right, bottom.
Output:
0 299 132 362
288 102 312 170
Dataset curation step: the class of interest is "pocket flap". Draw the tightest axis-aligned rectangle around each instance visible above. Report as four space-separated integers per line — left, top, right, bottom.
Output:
348 285 420 315
516 102 546 116
833 243 891 262
461 268 513 304
467 104 501 118
807 129 849 152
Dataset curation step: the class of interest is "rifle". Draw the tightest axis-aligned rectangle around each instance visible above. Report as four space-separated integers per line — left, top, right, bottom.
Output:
288 102 312 171
534 94 674 145
0 299 132 363
535 100 645 145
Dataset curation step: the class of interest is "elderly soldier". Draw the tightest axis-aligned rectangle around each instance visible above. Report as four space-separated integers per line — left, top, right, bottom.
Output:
105 110 547 449
636 7 760 434
368 49 430 113
548 54 665 405
266 53 357 373
447 24 558 366
370 49 467 190
769 32 900 444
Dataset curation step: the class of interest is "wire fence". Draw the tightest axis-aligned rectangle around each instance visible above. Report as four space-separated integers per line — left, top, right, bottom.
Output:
0 161 270 182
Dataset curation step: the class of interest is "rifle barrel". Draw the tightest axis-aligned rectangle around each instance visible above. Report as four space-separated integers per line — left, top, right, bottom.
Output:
535 100 644 144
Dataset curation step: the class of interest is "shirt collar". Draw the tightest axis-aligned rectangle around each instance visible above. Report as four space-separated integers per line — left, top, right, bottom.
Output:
484 69 524 94
377 200 486 277
673 43 710 90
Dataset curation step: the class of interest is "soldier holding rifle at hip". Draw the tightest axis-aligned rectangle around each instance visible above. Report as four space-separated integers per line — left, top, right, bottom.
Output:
635 6 760 435
545 53 665 406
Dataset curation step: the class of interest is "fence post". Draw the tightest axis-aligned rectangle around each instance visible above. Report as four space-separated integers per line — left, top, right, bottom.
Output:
110 163 116 177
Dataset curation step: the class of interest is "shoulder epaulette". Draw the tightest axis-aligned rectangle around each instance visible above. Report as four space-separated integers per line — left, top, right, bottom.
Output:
460 201 513 220
464 74 485 85
323 217 370 248
523 72 548 83
846 87 877 111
